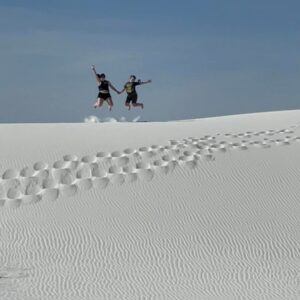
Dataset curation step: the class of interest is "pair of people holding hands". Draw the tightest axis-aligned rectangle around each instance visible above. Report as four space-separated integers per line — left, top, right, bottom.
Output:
92 65 151 111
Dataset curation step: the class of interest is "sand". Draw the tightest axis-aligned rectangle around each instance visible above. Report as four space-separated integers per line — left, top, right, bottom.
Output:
0 110 299 299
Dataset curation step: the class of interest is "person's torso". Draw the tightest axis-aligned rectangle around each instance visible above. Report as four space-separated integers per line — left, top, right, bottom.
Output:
124 82 139 94
98 80 109 92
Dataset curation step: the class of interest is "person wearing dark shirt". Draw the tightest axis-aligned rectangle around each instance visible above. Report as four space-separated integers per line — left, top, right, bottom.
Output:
119 75 151 110
91 65 119 111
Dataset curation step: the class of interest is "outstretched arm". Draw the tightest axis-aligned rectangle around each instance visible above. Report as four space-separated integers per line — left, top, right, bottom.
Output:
138 79 152 85
91 65 101 83
108 81 120 93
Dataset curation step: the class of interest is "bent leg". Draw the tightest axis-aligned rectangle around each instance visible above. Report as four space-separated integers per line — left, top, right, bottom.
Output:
125 101 131 110
132 102 144 109
131 95 143 109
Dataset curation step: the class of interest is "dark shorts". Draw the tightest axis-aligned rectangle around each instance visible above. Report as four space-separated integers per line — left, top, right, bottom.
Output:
98 92 111 100
126 93 138 104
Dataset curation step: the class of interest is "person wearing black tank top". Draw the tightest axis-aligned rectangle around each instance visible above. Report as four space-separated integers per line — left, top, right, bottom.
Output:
91 65 120 111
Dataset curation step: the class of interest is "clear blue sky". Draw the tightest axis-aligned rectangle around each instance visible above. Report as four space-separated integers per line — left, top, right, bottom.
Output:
0 0 299 122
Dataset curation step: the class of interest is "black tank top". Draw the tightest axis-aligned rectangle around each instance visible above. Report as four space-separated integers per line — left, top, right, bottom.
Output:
98 80 109 92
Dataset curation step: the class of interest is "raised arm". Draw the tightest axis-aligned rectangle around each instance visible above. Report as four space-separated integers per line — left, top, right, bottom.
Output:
91 65 101 83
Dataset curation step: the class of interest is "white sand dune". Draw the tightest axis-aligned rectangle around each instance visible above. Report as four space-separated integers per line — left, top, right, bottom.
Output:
0 110 300 300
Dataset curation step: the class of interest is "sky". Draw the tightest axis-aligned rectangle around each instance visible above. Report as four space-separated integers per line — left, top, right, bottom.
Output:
0 0 299 123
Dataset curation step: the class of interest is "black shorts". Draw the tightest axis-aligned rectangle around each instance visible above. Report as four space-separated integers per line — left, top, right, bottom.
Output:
98 92 111 100
126 93 138 104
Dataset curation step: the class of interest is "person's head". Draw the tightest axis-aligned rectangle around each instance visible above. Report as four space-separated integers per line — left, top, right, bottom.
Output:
97 73 106 81
129 75 136 82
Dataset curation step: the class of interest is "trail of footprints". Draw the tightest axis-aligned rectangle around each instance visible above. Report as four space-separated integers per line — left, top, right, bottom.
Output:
0 127 299 208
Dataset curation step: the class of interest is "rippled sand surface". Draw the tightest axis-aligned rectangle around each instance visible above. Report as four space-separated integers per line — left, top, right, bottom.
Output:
0 110 300 299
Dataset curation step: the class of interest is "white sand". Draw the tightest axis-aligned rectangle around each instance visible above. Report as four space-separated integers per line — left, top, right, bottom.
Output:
0 110 299 300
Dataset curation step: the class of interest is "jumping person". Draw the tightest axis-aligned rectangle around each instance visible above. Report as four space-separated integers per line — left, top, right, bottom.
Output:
91 65 119 111
119 75 151 110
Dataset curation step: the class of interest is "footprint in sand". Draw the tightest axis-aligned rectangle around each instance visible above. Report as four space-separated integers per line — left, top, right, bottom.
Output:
22 194 42 205
91 164 107 178
153 160 169 175
52 168 74 185
60 184 77 197
81 155 97 163
2 179 21 194
108 165 122 175
115 156 130 167
2 169 19 180
24 177 42 196
76 178 93 191
20 166 35 177
136 168 154 182
7 187 21 200
123 148 135 155
33 161 48 171
42 188 59 201
93 177 110 189
3 127 300 209
53 160 68 169
111 151 123 158
42 177 57 189
125 172 138 183
141 150 156 159
110 174 125 185
76 165 91 179
96 151 110 158
63 154 79 162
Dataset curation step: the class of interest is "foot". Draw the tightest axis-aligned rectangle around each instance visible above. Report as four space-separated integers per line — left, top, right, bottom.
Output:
141 103 144 109
94 100 100 108
128 104 131 111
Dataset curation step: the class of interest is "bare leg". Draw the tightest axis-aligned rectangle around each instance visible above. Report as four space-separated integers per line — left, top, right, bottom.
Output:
94 98 100 108
132 102 144 109
107 98 113 111
125 102 131 110
98 98 104 108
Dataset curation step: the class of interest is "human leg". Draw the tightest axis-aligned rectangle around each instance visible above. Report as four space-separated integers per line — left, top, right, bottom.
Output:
132 102 144 109
125 95 132 110
98 98 104 108
94 97 100 108
107 98 113 111
131 94 143 109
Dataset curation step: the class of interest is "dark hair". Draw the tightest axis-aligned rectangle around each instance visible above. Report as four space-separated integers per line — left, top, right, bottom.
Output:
130 75 136 80
97 73 106 79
